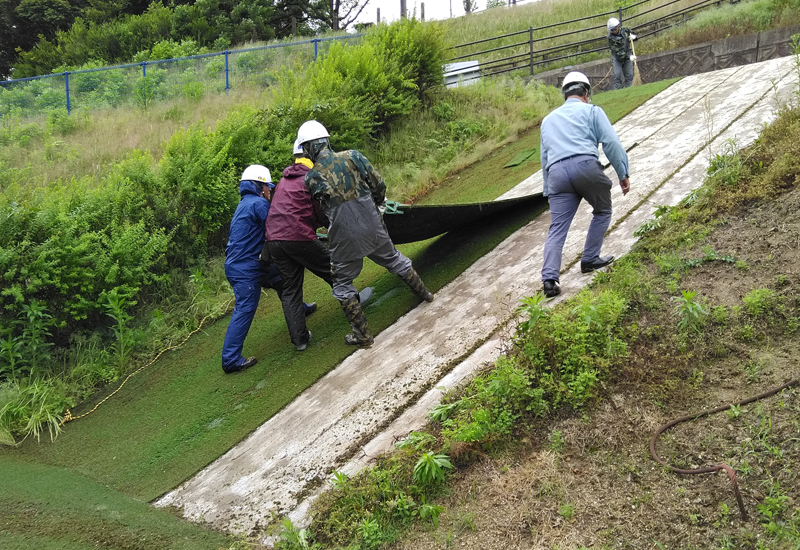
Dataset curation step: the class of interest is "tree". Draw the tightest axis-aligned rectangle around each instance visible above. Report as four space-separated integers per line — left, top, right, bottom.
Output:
463 0 478 13
271 0 324 37
487 0 505 8
14 0 75 39
325 0 370 31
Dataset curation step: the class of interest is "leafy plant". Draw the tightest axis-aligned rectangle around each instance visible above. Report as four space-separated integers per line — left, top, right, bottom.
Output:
104 290 137 376
727 404 741 420
396 431 436 450
276 517 321 550
672 290 707 333
559 502 575 521
517 293 550 332
412 453 453 486
0 378 72 444
330 471 349 490
742 288 777 317
419 502 445 528
358 517 385 549
547 429 566 453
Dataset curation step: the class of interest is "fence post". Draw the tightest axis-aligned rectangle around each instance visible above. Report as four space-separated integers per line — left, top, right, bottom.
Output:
224 51 230 92
314 39 319 61
64 71 71 115
618 6 623 21
529 26 534 76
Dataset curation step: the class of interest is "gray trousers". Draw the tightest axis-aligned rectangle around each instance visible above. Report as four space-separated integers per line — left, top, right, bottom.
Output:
331 238 412 302
541 155 613 282
612 57 633 90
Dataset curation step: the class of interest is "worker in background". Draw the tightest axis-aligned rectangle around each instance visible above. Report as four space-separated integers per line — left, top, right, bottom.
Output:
539 72 631 298
299 120 433 347
607 17 637 90
222 164 315 372
265 138 372 351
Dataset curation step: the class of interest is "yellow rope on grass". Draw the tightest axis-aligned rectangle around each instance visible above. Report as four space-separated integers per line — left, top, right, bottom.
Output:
60 299 233 426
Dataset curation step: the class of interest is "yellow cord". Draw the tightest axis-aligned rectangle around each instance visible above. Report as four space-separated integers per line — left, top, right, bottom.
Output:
60 299 233 426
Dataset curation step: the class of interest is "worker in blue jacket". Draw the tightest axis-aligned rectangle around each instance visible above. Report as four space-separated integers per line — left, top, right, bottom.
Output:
539 72 631 298
222 164 315 373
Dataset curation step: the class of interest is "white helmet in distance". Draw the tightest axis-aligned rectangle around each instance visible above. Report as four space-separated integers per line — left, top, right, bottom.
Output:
296 120 330 146
607 17 620 32
241 164 272 184
561 71 591 97
293 137 303 155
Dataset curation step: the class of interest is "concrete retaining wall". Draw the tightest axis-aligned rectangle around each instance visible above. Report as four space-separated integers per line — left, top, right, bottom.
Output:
534 24 800 92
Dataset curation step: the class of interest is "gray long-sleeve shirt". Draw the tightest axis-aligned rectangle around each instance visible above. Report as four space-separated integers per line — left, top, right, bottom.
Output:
540 97 629 196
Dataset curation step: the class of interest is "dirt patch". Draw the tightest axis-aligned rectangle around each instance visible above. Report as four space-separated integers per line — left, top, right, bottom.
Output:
388 187 800 549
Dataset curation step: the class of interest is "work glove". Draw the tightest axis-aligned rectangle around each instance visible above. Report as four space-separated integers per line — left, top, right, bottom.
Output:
630 33 637 40
630 55 637 61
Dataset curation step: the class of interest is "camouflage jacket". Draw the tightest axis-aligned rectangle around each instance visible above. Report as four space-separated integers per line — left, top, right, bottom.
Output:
608 27 633 62
305 149 391 261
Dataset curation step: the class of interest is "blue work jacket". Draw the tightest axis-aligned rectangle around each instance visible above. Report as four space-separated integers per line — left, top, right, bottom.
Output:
225 180 273 283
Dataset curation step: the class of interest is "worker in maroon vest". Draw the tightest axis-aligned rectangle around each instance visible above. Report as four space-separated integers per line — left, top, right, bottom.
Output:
266 138 372 351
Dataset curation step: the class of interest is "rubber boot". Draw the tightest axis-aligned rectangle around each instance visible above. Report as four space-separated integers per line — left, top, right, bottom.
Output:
340 296 374 346
358 286 374 306
401 268 434 302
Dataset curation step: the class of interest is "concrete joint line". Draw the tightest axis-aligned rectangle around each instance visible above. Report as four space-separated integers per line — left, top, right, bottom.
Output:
608 62 795 238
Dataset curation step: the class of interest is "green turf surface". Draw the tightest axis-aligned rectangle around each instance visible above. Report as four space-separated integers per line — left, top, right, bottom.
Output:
0 456 232 549
6 198 549 503
2 78 677 548
417 78 679 206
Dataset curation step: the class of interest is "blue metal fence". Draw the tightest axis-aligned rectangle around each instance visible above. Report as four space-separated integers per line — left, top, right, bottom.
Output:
0 34 362 117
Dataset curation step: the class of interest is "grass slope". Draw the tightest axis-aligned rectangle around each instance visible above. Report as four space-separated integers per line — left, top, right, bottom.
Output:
7 198 550 502
2 81 668 548
0 456 232 549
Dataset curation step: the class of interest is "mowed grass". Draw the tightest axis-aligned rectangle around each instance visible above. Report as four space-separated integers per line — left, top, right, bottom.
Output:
418 78 679 205
0 456 232 549
1 80 669 548
6 198 549 502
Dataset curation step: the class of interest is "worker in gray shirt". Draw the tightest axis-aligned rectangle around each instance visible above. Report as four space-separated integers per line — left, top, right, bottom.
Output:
539 71 631 298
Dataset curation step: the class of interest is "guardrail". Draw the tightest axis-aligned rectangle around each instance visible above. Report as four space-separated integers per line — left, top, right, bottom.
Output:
446 0 739 85
0 34 362 117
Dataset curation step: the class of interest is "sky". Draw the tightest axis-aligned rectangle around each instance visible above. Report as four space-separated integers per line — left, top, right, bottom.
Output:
351 0 537 26
353 0 466 25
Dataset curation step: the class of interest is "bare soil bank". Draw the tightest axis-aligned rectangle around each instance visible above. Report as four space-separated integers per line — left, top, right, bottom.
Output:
390 184 800 550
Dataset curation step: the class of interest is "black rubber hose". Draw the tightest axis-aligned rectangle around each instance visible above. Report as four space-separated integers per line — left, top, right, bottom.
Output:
649 377 800 520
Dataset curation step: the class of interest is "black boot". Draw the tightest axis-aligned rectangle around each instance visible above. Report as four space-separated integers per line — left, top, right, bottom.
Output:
340 296 374 346
401 268 434 302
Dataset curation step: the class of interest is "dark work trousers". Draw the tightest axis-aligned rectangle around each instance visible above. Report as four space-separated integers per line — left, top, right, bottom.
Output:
541 154 613 283
331 238 412 302
222 265 283 372
268 240 333 348
612 57 634 90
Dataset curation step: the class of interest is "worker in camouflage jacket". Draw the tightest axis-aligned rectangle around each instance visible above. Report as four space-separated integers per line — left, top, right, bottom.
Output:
607 17 637 90
298 120 434 346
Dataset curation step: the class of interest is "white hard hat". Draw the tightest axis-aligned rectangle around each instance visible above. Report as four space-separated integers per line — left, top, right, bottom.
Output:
296 120 329 145
293 137 303 155
561 71 591 96
241 164 272 184
607 17 620 32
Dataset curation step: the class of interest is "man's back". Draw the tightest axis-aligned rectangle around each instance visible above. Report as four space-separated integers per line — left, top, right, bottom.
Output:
305 149 389 261
225 180 269 280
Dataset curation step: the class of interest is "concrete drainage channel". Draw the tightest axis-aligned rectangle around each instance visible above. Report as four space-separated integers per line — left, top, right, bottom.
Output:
154 56 798 543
